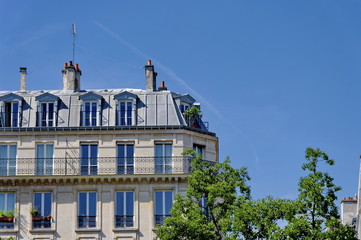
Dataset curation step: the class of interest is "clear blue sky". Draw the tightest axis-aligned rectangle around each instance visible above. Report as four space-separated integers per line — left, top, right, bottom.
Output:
1 1 361 201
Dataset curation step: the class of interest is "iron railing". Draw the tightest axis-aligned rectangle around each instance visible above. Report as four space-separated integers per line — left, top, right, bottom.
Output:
155 214 171 225
0 218 14 229
78 216 96 228
33 217 51 228
115 215 134 227
0 156 202 176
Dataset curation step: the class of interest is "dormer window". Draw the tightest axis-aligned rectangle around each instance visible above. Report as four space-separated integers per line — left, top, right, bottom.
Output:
114 92 137 126
35 93 59 127
79 92 103 127
0 93 23 127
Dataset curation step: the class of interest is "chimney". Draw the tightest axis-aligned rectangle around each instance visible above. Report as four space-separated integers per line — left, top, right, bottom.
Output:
145 60 157 91
62 61 81 91
19 67 27 92
158 81 168 91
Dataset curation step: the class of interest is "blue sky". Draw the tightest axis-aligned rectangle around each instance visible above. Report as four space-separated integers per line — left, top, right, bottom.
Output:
1 1 361 201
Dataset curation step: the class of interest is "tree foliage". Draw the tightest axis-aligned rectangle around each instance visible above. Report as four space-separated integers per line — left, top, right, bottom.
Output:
156 147 357 240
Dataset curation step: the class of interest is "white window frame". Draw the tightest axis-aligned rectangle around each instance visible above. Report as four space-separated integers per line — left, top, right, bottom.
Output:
35 143 54 175
80 100 101 127
37 102 57 127
0 144 16 176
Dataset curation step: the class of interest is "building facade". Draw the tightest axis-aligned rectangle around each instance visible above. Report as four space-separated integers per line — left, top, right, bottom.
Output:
0 61 218 240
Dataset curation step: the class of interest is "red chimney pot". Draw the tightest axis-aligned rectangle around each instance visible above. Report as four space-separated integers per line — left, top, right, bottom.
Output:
147 60 152 65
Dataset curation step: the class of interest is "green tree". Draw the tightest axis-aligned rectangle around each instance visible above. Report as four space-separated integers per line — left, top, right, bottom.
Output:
156 150 251 240
283 147 357 240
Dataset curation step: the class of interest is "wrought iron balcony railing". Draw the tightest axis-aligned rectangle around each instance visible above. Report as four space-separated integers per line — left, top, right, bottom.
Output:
0 156 206 176
78 216 96 228
115 215 134 228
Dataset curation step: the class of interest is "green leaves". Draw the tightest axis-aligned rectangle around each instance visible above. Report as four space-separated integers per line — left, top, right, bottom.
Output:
156 147 357 240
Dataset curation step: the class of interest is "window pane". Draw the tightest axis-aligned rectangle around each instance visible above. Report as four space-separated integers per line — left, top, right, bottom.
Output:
34 193 42 213
126 192 134 215
0 194 4 210
44 193 52 216
89 192 96 216
116 192 124 215
155 192 163 215
164 191 172 214
36 145 44 159
79 193 87 216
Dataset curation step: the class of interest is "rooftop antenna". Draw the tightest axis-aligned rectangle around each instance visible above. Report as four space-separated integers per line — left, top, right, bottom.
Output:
72 24 76 62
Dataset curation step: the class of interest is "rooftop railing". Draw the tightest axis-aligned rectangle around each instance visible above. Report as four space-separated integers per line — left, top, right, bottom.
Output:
0 156 214 176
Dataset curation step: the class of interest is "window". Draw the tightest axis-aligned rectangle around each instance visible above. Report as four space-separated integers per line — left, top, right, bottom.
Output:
155 143 172 174
36 144 53 175
0 93 23 127
193 144 205 158
114 91 137 126
0 193 15 229
81 144 98 175
39 102 54 127
154 191 172 225
199 197 209 220
5 102 19 127
117 101 132 126
79 92 103 127
117 144 134 174
180 103 190 114
35 93 59 127
33 192 52 228
115 192 134 227
78 192 96 228
0 145 16 176
81 101 97 126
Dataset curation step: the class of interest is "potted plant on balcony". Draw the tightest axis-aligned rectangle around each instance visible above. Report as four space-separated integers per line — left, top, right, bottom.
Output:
183 107 202 128
30 208 41 220
0 210 15 222
31 208 51 221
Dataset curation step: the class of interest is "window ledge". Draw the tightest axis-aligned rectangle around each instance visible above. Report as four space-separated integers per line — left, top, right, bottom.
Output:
112 227 138 232
29 228 56 233
75 228 101 233
0 228 18 233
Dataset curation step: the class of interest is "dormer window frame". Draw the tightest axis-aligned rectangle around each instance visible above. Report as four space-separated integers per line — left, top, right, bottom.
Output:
0 93 23 128
114 92 137 126
79 92 103 127
35 93 59 127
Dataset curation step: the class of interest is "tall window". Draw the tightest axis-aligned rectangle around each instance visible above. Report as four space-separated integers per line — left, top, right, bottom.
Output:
81 101 97 126
117 101 132 126
39 102 54 127
36 144 53 175
0 93 23 128
36 93 59 127
0 193 15 229
0 145 16 176
81 144 98 175
155 143 172 174
115 192 134 227
78 192 96 228
117 144 134 174
154 191 172 225
193 144 205 158
5 102 19 127
33 192 52 228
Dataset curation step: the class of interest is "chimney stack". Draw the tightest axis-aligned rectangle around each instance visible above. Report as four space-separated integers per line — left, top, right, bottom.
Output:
145 60 157 91
158 81 168 91
62 61 81 91
19 67 27 92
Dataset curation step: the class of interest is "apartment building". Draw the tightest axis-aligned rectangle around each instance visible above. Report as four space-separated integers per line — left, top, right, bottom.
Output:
0 60 218 240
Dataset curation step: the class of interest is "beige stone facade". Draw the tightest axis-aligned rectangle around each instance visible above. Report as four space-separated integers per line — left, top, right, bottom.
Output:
0 61 218 240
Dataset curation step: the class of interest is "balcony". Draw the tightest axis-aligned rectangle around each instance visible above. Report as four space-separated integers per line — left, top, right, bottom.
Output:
0 156 203 176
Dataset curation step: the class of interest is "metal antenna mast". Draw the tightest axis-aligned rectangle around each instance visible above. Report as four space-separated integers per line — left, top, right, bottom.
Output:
72 24 76 62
